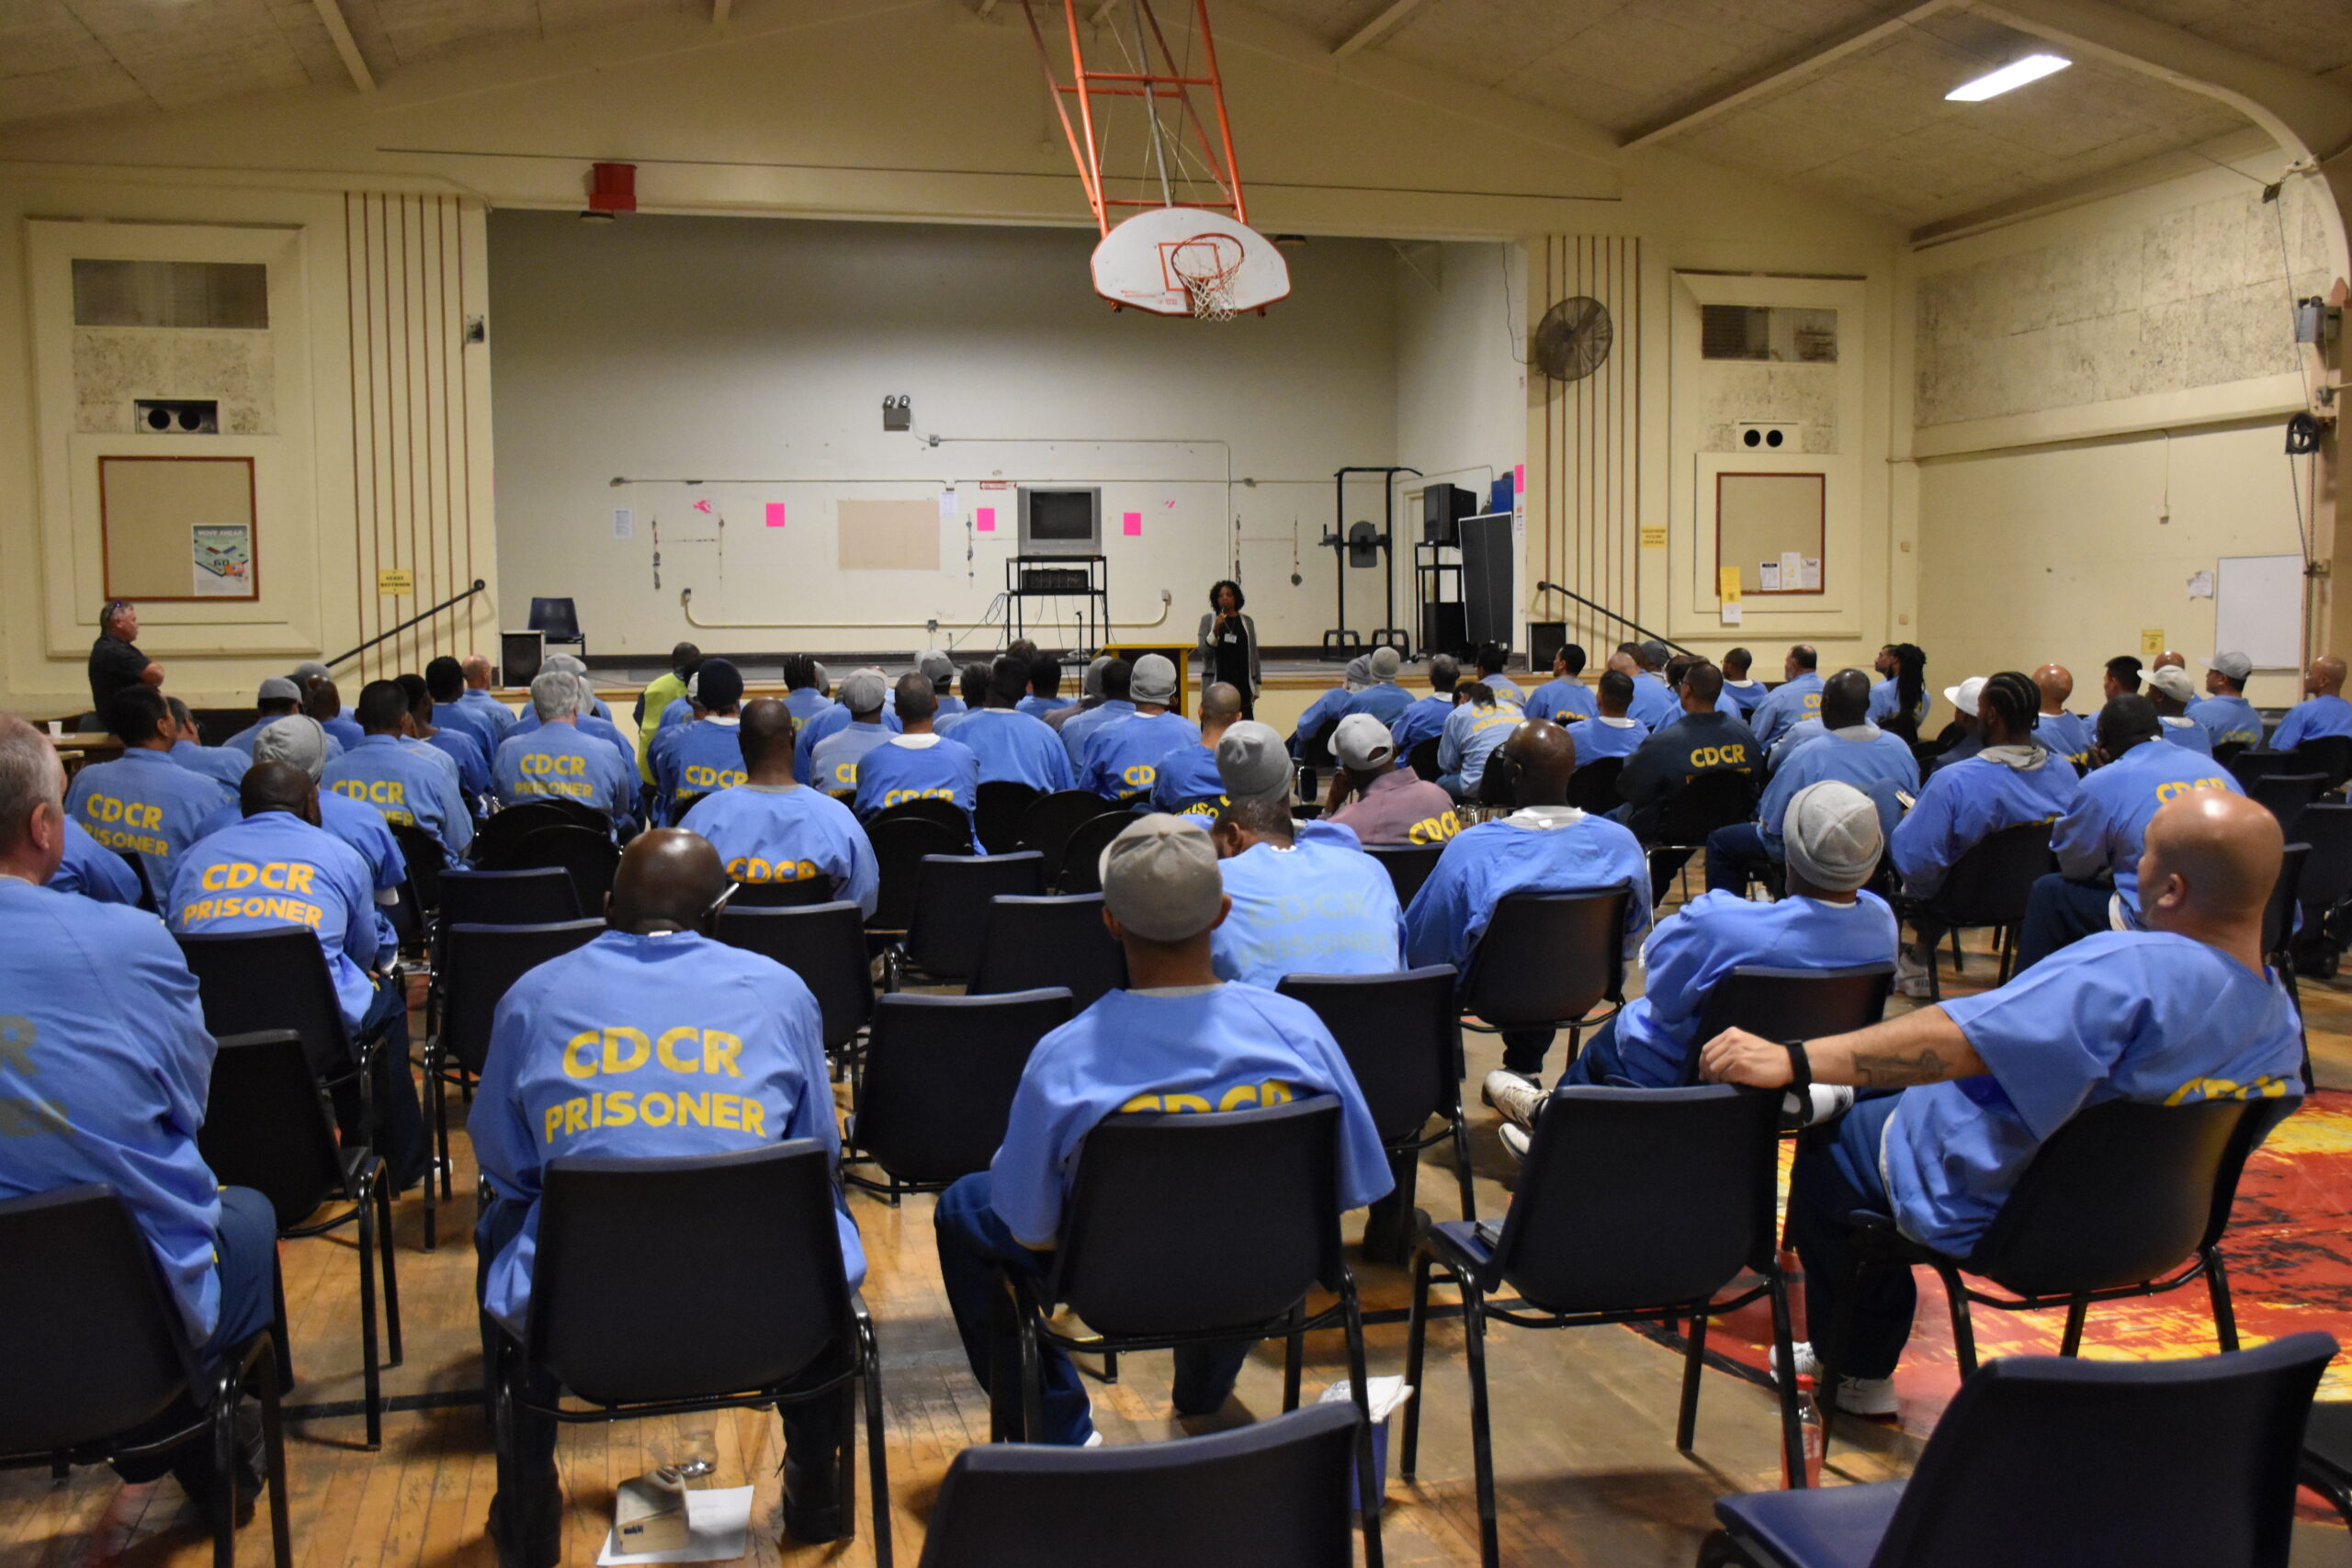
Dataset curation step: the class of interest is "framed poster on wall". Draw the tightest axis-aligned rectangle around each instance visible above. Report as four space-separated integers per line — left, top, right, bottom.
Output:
99 454 258 602
1715 471 1824 597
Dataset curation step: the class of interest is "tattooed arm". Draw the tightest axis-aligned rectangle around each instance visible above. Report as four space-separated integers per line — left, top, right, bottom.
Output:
1698 1008 1988 1090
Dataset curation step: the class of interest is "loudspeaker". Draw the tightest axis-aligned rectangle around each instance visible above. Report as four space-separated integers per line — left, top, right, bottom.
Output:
1458 513 1513 649
501 629 545 688
1420 601 1467 660
1528 620 1567 673
1422 484 1476 545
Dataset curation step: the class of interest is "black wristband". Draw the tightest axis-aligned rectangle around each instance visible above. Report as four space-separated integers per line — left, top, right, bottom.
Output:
1785 1040 1813 1099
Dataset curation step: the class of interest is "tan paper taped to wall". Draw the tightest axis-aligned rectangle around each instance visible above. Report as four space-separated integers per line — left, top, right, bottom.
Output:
837 498 941 572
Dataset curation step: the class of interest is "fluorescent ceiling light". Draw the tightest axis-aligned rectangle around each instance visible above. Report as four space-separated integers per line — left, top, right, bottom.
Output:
1946 52 2072 101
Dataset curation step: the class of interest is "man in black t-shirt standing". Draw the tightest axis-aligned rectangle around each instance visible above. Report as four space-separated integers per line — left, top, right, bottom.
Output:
87 600 163 727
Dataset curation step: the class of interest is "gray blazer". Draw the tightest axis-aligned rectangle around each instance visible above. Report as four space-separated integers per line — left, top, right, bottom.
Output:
1196 611 1261 698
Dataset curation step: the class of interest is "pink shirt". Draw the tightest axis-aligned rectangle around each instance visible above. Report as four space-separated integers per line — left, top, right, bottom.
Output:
1329 768 1462 847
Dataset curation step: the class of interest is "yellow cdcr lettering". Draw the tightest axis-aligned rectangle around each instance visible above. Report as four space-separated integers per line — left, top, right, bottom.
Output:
601 1028 651 1074
656 1026 701 1074
561 1031 600 1078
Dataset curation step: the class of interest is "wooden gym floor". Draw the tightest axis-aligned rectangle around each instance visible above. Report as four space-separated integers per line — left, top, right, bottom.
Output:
11 882 2352 1568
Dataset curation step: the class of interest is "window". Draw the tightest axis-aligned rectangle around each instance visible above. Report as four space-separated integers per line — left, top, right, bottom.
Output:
1700 304 1836 364
72 260 268 329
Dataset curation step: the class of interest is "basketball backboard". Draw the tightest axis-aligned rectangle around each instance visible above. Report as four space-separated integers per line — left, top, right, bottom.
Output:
1091 208 1290 319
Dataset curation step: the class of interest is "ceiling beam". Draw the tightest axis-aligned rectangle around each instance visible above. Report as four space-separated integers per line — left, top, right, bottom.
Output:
1333 0 1424 60
310 0 374 93
1620 0 1949 150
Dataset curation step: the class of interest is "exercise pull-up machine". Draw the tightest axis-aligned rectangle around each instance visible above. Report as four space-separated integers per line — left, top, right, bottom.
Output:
1320 466 1418 658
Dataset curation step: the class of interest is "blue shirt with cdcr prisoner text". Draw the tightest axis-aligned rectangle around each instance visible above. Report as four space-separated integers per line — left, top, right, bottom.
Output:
1211 837 1404 989
469 928 865 1331
493 721 638 818
946 707 1077 795
1891 747 2080 901
322 734 474 860
656 717 749 822
2035 710 2093 769
797 705 902 783
1748 671 1825 749
1403 807 1654 976
53 818 142 905
1080 710 1203 801
65 748 234 900
853 734 979 823
679 784 880 919
1150 743 1227 819
166 809 382 1031
2187 693 2265 752
0 882 225 1340
2049 739 2241 913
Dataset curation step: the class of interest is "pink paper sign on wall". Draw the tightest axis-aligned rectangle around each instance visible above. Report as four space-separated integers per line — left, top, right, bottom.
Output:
1513 463 1524 493
977 506 996 532
1122 511 1142 536
764 502 786 527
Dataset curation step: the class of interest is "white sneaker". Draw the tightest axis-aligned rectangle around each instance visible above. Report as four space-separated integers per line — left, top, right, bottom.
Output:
1482 1069 1546 1130
1770 1341 1899 1418
1498 1122 1531 1163
1894 953 1934 999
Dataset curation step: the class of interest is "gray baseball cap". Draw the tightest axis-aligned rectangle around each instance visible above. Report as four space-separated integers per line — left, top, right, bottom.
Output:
1368 646 1403 681
1332 712 1396 772
918 650 956 683
256 676 302 705
1100 815 1226 942
1216 720 1291 802
1342 656 1373 693
1782 780 1881 894
2209 651 2254 682
840 671 888 714
289 661 332 682
1131 653 1179 705
252 716 327 781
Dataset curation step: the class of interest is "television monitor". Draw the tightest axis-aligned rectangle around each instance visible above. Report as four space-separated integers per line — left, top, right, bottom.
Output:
1018 487 1102 557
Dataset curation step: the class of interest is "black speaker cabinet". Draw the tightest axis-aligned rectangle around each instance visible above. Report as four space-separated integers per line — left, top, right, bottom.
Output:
1422 484 1476 545
1421 601 1468 660
1528 621 1567 673
1457 513 1514 650
501 630 545 688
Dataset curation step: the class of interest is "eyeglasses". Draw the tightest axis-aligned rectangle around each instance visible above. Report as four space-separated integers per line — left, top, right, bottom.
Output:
697 878 741 933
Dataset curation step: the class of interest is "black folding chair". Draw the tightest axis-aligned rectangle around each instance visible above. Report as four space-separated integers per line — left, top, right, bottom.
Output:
842 989 1074 1205
869 795 975 848
2226 748 2296 793
1704 1332 2336 1568
2301 1398 2352 1529
2289 803 2352 976
1898 819 2052 999
1406 737 1442 783
0 1187 293 1568
974 781 1043 855
1644 769 1757 899
967 894 1127 1010
527 595 584 657
504 825 622 914
435 866 582 928
1403 1085 1796 1568
866 817 968 938
1278 967 1473 1243
1364 842 1443 910
994 1100 1385 1566
2250 772 2325 828
716 903 876 1065
388 824 445 963
1815 1095 2298 1456
424 919 605 1247
1455 889 1630 1069
1473 757 1515 810
1680 964 1895 1086
728 874 838 908
919 1402 1361 1568
491 1145 888 1563
469 801 578 867
1563 754 1623 814
2212 739 2249 769
1015 789 1126 885
2293 733 2352 792
200 1031 401 1448
889 852 1046 989
1050 808 1143 896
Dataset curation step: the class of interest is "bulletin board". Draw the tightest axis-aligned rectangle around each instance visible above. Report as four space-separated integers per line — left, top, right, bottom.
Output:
1715 471 1824 596
837 498 941 572
2213 554 2305 671
98 454 258 601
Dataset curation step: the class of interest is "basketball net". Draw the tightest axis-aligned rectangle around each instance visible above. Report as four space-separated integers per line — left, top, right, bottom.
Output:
1170 232 1245 321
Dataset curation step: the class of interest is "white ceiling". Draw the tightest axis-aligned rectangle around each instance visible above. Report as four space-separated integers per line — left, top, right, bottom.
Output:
1 0 2346 234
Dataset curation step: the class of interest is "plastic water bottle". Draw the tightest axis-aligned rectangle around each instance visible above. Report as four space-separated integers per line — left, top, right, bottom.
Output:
1784 1373 1825 1490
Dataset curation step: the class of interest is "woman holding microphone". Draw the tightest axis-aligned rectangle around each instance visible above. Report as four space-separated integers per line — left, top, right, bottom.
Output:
1197 580 1261 720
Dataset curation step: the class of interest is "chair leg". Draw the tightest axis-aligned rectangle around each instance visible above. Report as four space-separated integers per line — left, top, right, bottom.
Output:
1926 942 1944 1002
424 1048 445 1252
258 1342 292 1568
1939 1265 1979 1380
1815 1244 1866 1456
2206 1247 2242 1352
861 1317 894 1568
1340 1278 1384 1568
1451 1108 1477 1224
376 1171 403 1367
1950 927 1964 976
209 1378 238 1568
2059 1295 2089 1359
1098 1348 1118 1385
1996 925 2018 984
1401 1253 1432 1481
1017 1315 1046 1450
1462 1282 1498 1568
1674 1303 1712 1453
270 1259 294 1393
356 1186 383 1451
1766 1269 1805 1487
1697 1530 1762 1568
833 1382 855 1534
1283 1300 1306 1414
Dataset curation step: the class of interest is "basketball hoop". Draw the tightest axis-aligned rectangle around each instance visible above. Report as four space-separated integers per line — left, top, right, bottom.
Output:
1170 232 1245 321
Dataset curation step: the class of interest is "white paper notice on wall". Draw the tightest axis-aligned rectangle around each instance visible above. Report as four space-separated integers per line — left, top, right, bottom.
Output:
1801 558 1821 591
939 490 957 524
1758 561 1781 592
1780 550 1804 584
2187 570 2214 600
1721 603 1744 626
613 507 633 541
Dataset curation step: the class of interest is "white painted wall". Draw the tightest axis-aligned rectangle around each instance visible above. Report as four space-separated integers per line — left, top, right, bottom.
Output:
487 210 1400 657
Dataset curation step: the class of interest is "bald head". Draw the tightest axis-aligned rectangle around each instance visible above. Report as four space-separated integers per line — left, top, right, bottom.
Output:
2154 650 2186 671
608 829 729 932
2308 656 2346 697
895 672 937 728
462 655 495 690
1498 719 1577 807
1605 650 1639 679
242 761 318 825
1820 669 1871 729
1200 682 1243 738
2033 663 2073 714
2136 791 2283 952
738 697 798 782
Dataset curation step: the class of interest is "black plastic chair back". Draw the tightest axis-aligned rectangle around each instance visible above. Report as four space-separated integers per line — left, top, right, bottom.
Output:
1049 1100 1342 1339
867 817 967 932
1457 889 1628 1029
2213 739 2249 769
1015 790 1125 883
870 795 974 847
1490 1085 1779 1314
974 781 1043 855
437 866 582 927
390 824 447 915
470 801 577 867
1363 842 1443 909
1564 755 1623 815
2250 773 2325 828
858 990 1074 1186
0 1187 198 1454
526 597 582 640
1685 964 1894 1085
967 895 1127 1010
1864 1331 2335 1568
1930 819 2052 929
1057 810 1144 896
2227 749 2296 793
528 1144 851 1406
1406 738 1442 782
1648 768 1757 847
199 1031 352 1229
728 874 836 908
505 825 621 913
2263 844 2309 960
2290 803 2352 908
1277 968 1459 1147
1474 758 1516 809
905 853 1046 980
715 903 874 1051
113 847 155 912
919 1401 1360 1568
2293 734 2352 792
443 920 605 1077
177 927 356 1080
1963 1098 2251 1298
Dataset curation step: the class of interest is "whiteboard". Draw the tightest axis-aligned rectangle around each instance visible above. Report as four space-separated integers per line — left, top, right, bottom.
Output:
2213 555 2304 671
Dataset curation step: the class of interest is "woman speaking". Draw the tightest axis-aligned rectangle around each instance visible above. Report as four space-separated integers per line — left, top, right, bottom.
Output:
1196 580 1261 720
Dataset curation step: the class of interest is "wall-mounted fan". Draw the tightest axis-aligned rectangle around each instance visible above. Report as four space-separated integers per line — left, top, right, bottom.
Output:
1533 295 1613 383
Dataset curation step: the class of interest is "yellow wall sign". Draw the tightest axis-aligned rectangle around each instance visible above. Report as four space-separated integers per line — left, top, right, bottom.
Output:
1640 525 1668 549
1718 566 1743 603
378 569 414 595
2140 627 2165 660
